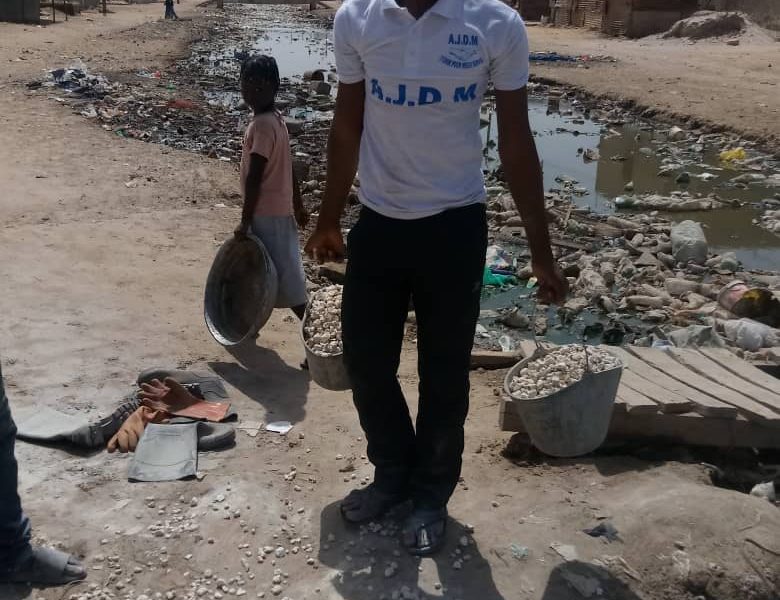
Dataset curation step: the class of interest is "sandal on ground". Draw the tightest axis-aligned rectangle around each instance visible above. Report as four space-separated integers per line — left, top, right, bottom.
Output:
340 484 407 524
401 508 448 557
0 546 86 585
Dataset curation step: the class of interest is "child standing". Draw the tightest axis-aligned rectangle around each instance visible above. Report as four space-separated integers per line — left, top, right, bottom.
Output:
236 55 310 327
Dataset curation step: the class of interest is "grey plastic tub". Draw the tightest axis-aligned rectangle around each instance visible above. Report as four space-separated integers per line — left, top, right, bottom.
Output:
503 347 622 457
300 308 351 391
204 234 278 346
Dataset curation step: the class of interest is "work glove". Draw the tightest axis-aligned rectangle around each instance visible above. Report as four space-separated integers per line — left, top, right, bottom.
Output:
107 405 168 453
140 377 229 422
139 377 201 412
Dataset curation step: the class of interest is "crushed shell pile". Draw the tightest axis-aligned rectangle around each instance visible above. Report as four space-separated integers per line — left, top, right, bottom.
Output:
303 284 343 356
508 345 621 399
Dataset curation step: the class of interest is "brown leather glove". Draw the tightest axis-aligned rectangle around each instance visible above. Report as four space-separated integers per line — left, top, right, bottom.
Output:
107 405 168 453
140 378 229 422
139 378 201 413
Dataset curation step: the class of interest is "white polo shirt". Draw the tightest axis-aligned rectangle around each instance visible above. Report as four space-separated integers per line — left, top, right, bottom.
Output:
334 0 530 220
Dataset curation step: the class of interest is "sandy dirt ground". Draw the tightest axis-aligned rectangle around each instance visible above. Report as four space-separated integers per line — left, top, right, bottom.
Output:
526 26 780 150
0 4 779 600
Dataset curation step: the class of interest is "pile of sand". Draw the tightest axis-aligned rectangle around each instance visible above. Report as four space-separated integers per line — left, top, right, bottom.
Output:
659 10 776 43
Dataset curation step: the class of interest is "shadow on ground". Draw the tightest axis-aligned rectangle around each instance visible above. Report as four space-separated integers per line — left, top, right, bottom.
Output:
502 432 780 493
0 583 32 599
317 501 505 600
209 341 310 424
501 433 661 477
541 561 644 600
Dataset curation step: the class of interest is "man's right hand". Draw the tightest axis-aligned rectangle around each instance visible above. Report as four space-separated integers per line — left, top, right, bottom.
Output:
305 225 345 264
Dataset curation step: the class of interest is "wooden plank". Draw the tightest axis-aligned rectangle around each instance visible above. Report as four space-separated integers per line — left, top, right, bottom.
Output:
470 350 523 370
619 370 692 414
630 347 780 427
619 368 693 414
499 400 780 449
607 347 736 418
698 347 780 396
615 386 660 415
671 348 780 415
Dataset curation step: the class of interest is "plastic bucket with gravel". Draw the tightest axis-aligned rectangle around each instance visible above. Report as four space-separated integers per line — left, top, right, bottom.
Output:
503 344 622 457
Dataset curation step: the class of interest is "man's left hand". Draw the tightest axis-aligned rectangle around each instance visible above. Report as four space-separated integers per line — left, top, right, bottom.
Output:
533 261 568 305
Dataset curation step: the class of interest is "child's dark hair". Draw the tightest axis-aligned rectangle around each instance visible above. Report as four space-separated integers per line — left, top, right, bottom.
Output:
240 55 281 96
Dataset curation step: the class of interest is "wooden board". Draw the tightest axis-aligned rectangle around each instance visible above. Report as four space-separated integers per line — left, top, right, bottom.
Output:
615 386 660 414
669 348 780 416
698 347 780 397
619 370 692 414
608 348 693 414
608 347 736 418
499 400 780 449
630 347 780 427
470 350 524 370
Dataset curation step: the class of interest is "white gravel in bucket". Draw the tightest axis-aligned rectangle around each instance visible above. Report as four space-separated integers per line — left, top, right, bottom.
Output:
508 345 620 399
303 284 343 356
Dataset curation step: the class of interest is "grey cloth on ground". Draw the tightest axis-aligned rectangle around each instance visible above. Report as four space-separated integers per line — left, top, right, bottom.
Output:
128 423 198 482
251 215 308 308
13 408 89 443
15 394 141 448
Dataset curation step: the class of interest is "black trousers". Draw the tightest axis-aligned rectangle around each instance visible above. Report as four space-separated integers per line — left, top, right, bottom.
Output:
342 203 487 510
0 365 32 571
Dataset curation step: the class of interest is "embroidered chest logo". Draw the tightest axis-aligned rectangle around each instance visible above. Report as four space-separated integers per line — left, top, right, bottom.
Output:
440 33 484 69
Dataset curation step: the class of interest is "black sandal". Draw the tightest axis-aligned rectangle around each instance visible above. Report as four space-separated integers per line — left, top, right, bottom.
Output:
401 508 448 556
340 484 406 524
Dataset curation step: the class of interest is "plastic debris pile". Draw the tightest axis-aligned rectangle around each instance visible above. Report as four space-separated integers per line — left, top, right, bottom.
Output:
30 60 119 98
529 52 616 63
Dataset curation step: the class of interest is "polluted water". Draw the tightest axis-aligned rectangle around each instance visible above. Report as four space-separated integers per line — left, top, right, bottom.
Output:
481 94 779 271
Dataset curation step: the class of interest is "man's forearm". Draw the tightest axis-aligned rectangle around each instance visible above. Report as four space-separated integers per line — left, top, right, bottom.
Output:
319 126 361 229
500 145 555 267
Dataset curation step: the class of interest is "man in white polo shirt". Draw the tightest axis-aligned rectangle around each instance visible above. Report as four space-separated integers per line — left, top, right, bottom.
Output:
305 0 567 555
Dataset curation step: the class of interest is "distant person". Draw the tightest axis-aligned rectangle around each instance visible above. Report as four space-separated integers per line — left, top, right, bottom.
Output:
235 56 310 347
0 364 87 585
305 0 566 556
164 0 178 20
550 0 561 24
